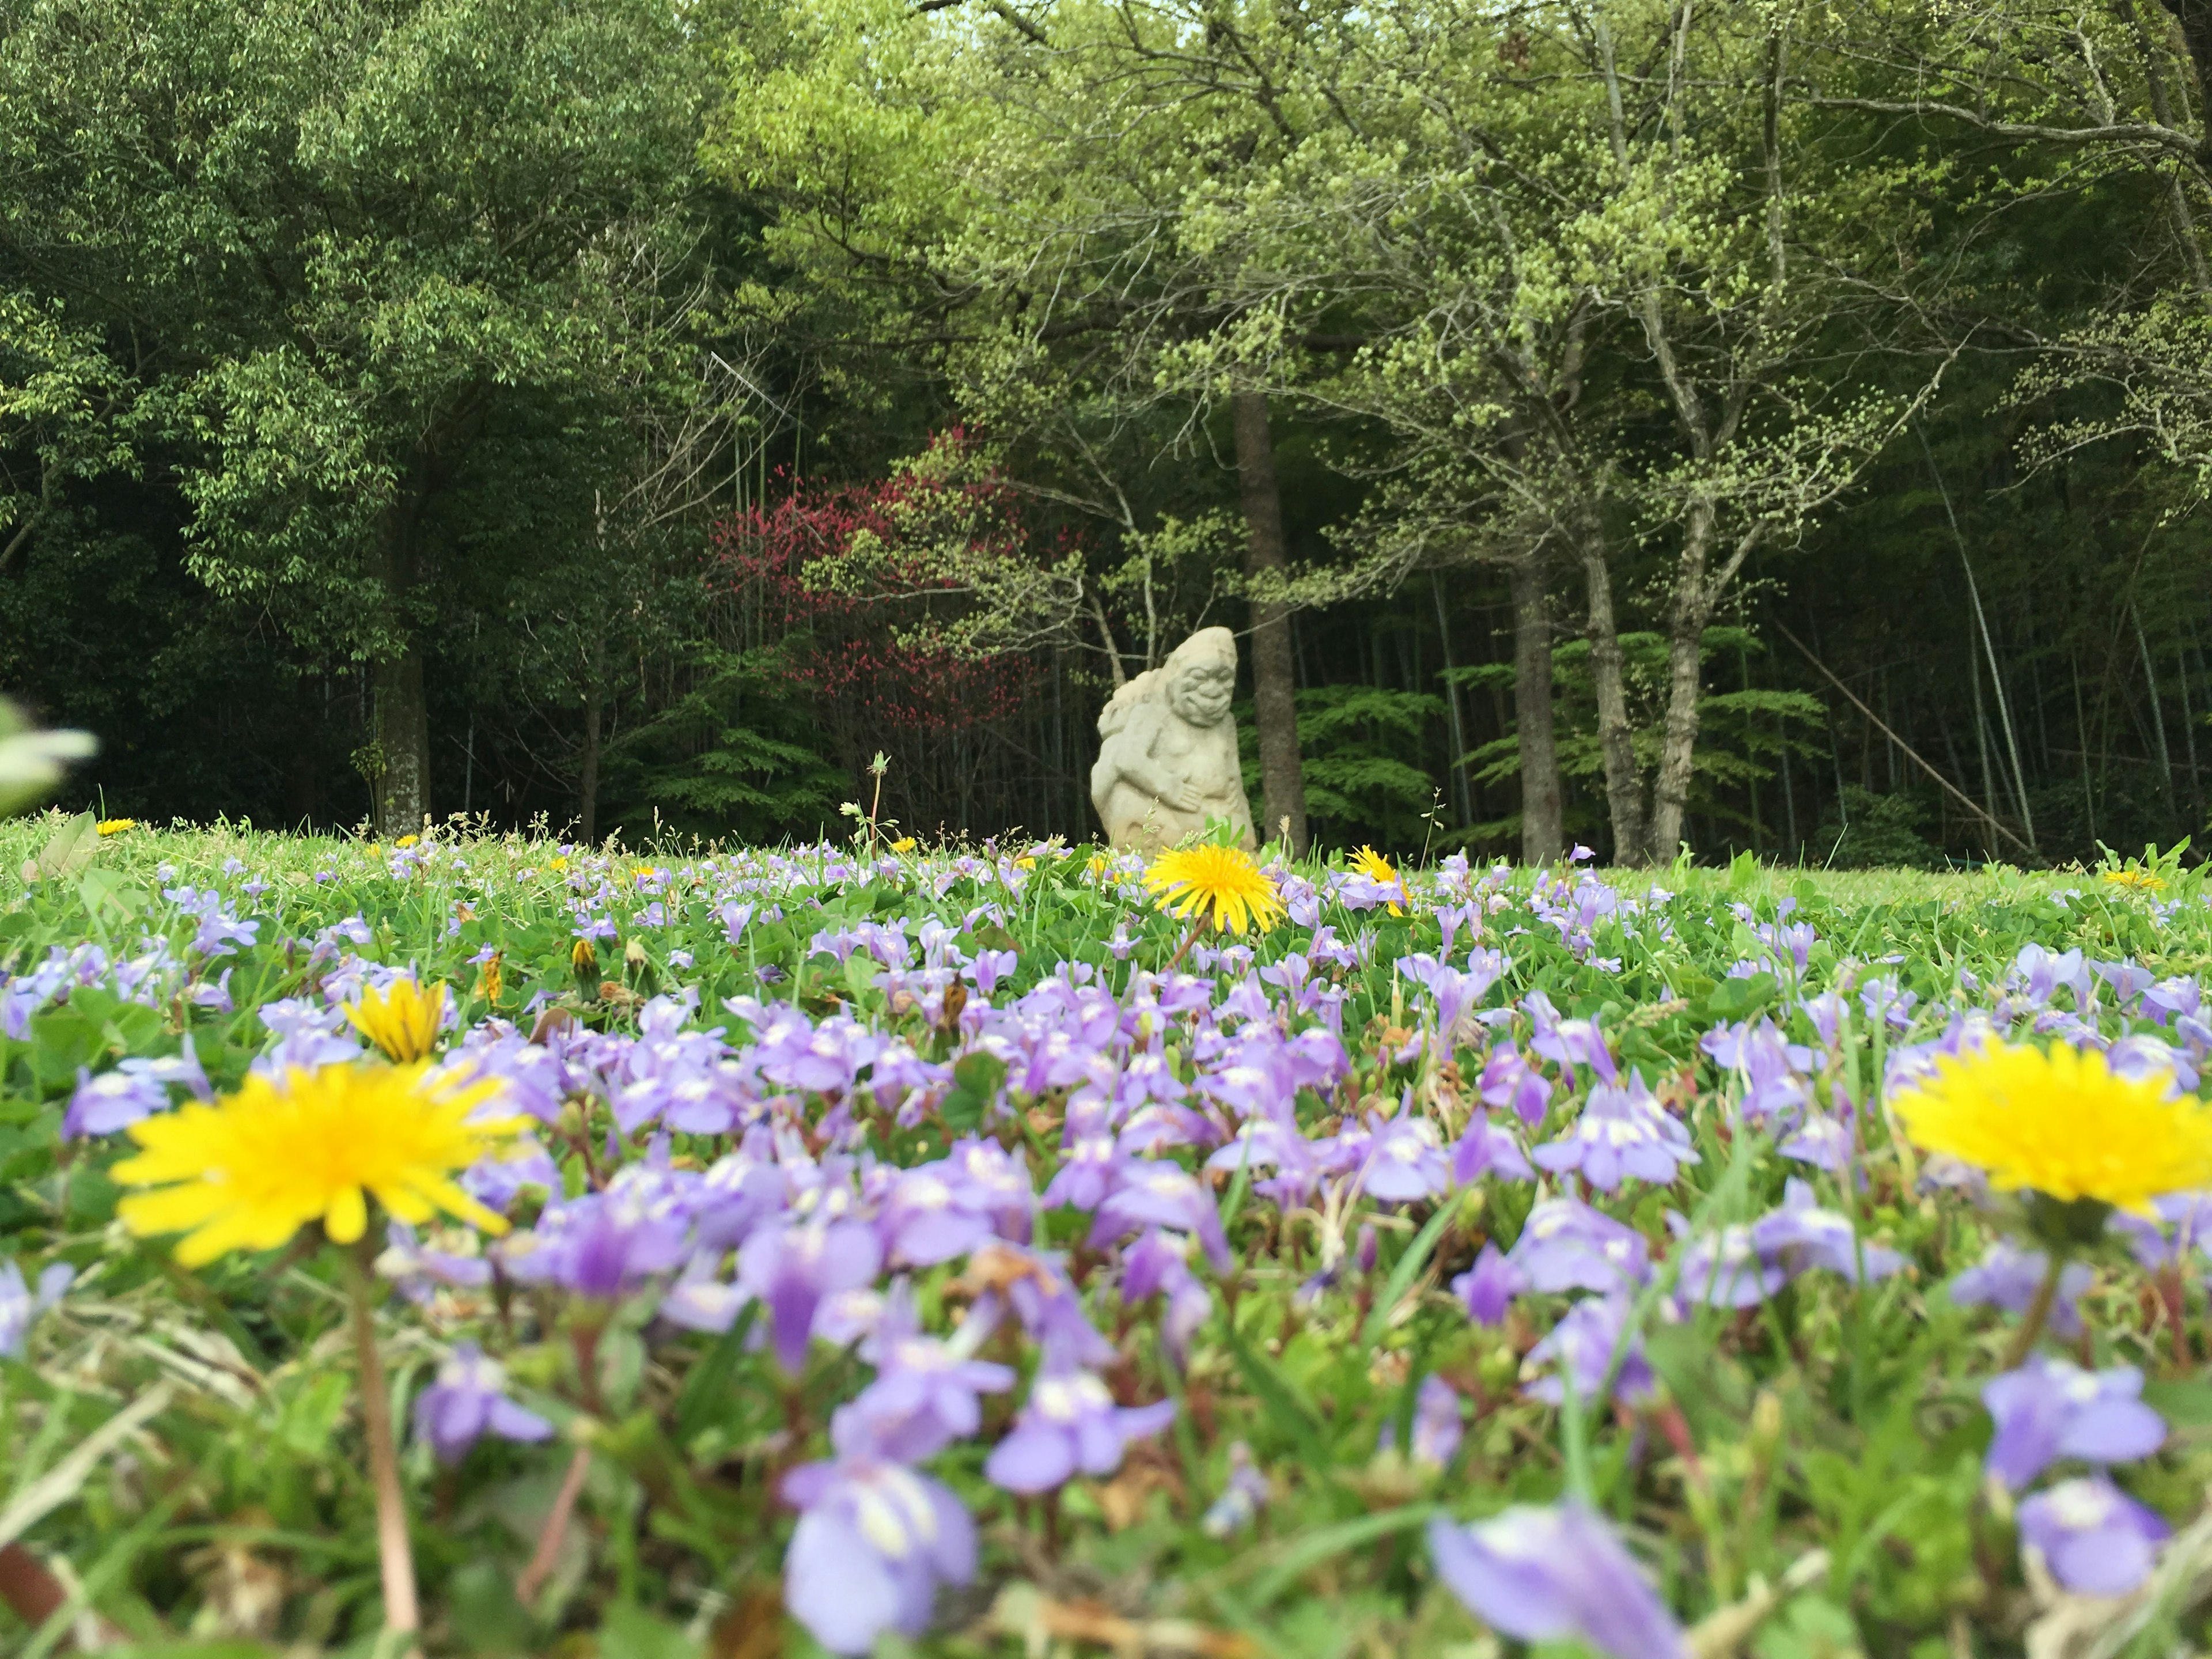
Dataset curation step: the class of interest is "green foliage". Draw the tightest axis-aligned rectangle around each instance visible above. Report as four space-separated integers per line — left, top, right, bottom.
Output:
1816 786 1945 870
1240 685 1445 852
600 645 846 840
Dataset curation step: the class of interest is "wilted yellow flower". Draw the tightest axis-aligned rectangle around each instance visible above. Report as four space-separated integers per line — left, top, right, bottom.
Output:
96 817 136 836
475 951 504 1006
1349 845 1405 916
570 937 597 972
346 978 448 1063
1889 1039 2212 1216
2101 869 2166 893
1143 844 1285 935
115 1062 525 1266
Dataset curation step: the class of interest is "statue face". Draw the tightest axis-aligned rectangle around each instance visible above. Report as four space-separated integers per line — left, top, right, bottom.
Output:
1166 660 1234 728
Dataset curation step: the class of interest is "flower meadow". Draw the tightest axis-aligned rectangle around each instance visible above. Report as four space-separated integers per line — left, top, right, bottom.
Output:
3 821 2212 1659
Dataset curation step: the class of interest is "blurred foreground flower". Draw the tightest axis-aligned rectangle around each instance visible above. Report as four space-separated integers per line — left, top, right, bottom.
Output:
115 1059 527 1646
346 978 449 1064
414 1342 553 1463
783 1429 977 1655
1143 844 1285 937
0 1256 72 1358
1889 1039 2212 1219
2018 1476 2168 1596
1427 1502 1686 1659
115 1061 520 1264
1982 1358 2165 1491
0 696 94 815
1892 1039 2212 1361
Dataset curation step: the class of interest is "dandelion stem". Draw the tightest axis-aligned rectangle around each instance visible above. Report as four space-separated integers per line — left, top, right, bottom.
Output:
344 1243 420 1646
517 1445 593 1608
2001 1248 2066 1370
1161 914 1209 975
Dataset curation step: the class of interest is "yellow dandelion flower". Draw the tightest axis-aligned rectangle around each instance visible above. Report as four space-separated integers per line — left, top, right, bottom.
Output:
346 978 448 1063
548 857 570 874
1889 1039 2212 1216
2101 869 2166 893
96 817 136 836
115 1062 527 1266
394 834 419 849
1143 844 1285 935
571 937 597 972
1349 844 1405 916
891 837 918 854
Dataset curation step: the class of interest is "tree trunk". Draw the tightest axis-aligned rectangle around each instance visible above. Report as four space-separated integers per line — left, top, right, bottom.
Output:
1578 525 1644 863
1431 570 1472 827
1508 554 1563 865
579 682 603 845
1645 497 1717 863
374 648 429 838
1232 388 1309 854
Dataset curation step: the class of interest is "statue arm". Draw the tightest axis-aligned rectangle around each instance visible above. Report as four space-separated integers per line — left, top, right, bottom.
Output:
1107 706 1200 812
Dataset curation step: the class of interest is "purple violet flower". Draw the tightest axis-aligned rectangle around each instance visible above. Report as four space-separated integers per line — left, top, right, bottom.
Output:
1378 1374 1465 1467
1531 1073 1699 1192
0 1259 73 1358
1479 1047 1553 1128
375 1222 493 1305
782 1437 977 1654
1521 1295 1654 1408
984 1363 1176 1494
1426 1502 1688 1659
740 1217 885 1372
65 1066 172 1137
1201 1441 1271 1538
1453 1243 1525 1325
842 1289 1014 1461
1121 1230 1213 1363
2017 1477 2168 1598
1507 1199 1650 1294
1359 1111 1453 1203
1949 1243 2092 1342
1982 1358 2166 1491
412 1343 553 1463
1090 1161 1231 1273
1451 1113 1534 1184
1749 1179 1906 1283
1671 1222 1785 1310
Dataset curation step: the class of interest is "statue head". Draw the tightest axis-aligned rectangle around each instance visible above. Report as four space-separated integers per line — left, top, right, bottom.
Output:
1164 626 1237 728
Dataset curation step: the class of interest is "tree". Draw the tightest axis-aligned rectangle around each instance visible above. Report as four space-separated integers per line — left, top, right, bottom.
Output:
0 0 726 833
716 0 1325 848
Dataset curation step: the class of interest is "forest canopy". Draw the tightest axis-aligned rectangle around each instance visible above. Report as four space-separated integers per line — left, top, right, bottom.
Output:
4 0 2210 866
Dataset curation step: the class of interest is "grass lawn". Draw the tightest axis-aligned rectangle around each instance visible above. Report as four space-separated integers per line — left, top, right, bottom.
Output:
2 813 2207 1658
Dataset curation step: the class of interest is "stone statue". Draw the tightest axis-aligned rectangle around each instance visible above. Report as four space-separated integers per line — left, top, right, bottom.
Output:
1090 626 1257 851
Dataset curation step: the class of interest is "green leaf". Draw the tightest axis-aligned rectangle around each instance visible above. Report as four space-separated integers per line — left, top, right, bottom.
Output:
597 1603 700 1659
938 1050 1007 1134
1223 1325 1328 1468
29 812 97 883
2143 1379 2212 1428
1705 972 1779 1021
676 1301 760 1445
1362 1202 1456 1348
1243 1503 1441 1608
